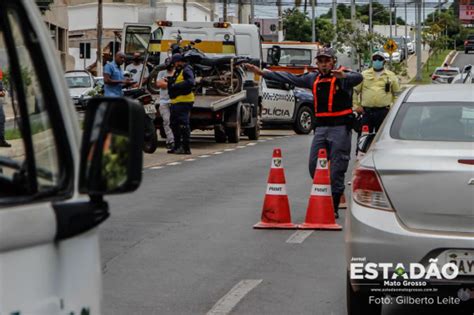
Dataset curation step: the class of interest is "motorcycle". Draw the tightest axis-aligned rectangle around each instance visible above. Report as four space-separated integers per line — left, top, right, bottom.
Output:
123 86 158 154
148 35 257 96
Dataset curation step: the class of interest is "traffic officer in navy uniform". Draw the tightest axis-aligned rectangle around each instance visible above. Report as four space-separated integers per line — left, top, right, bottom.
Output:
245 47 363 218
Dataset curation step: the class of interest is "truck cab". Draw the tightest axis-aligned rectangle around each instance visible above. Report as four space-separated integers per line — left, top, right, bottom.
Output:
0 1 143 313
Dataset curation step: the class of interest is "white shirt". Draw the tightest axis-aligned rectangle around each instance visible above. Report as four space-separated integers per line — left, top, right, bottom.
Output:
125 63 149 83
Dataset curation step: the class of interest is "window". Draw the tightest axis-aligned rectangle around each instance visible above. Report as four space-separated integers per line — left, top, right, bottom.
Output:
391 102 474 142
0 6 64 201
124 25 152 55
278 48 312 66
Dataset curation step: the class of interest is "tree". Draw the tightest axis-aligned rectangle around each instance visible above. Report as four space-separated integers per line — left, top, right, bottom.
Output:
321 3 405 25
282 8 335 45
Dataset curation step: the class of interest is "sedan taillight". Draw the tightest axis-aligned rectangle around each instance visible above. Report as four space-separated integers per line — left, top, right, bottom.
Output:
432 75 439 80
352 168 394 211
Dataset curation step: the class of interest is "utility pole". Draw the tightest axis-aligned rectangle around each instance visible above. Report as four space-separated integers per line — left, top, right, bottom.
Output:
415 0 422 81
223 0 227 22
277 0 283 41
405 0 408 64
250 0 255 24
332 0 337 46
389 0 393 39
183 0 187 21
97 0 103 76
311 0 315 42
350 0 356 24
369 0 373 53
394 5 397 36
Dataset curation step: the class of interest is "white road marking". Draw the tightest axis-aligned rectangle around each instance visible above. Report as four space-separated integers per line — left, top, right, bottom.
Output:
184 158 196 162
199 155 211 158
236 146 246 149
286 231 314 244
266 137 274 140
213 151 224 155
206 279 263 315
150 166 164 170
257 139 267 142
167 162 181 166
247 142 257 146
224 148 235 152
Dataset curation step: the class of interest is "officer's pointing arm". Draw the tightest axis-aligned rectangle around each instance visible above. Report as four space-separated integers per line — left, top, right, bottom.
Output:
262 71 317 90
244 64 316 90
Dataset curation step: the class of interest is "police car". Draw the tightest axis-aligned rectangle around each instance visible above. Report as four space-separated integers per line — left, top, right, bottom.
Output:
261 77 315 134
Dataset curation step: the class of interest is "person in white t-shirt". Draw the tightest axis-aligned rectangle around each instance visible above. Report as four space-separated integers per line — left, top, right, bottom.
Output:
156 58 175 149
125 52 149 85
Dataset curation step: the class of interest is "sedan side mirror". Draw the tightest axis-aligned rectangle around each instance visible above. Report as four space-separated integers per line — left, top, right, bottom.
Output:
79 97 144 195
357 133 376 154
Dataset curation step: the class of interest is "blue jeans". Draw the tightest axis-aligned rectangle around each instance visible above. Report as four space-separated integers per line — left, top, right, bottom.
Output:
309 125 352 195
170 102 193 150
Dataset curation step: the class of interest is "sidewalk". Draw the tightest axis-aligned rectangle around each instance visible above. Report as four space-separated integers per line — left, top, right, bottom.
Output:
401 47 430 84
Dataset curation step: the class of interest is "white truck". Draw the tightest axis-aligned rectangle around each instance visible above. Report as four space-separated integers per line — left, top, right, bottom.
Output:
122 21 262 143
0 1 143 313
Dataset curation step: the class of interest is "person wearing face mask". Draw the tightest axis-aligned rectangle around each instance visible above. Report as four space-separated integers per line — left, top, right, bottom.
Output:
125 52 149 86
353 51 400 133
245 47 363 219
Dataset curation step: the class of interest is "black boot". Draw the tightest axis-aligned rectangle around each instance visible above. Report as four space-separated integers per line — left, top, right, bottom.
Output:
333 193 342 219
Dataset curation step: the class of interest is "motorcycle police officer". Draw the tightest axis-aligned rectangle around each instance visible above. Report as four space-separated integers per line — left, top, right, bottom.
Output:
245 47 363 218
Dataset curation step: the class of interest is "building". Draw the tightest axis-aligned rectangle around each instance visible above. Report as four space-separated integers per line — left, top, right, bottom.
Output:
36 0 75 70
67 0 217 70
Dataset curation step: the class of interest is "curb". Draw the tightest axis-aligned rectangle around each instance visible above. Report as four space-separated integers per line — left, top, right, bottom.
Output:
442 50 457 67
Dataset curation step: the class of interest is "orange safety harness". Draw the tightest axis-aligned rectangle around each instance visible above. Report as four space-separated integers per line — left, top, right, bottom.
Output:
312 70 353 118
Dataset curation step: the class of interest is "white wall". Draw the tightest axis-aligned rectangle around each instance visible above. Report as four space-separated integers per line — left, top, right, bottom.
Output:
68 4 140 31
70 47 98 70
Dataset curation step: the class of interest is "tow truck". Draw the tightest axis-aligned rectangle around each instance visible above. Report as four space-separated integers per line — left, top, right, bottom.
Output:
122 21 262 143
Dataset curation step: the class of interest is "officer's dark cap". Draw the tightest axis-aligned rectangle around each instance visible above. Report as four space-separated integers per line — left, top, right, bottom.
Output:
316 47 336 59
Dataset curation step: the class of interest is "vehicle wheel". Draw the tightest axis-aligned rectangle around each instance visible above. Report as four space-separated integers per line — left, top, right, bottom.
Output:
293 105 315 134
225 119 241 143
143 133 158 153
216 71 243 96
214 125 227 143
147 64 166 94
143 119 158 154
347 273 382 315
245 114 261 140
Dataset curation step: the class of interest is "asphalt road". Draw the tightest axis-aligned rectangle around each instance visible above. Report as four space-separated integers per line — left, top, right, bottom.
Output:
451 51 474 69
100 130 472 315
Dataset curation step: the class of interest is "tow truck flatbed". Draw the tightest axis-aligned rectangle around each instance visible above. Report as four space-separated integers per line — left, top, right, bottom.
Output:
193 90 247 112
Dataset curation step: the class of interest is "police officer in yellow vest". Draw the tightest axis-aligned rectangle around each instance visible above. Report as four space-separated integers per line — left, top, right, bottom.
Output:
162 53 195 155
353 51 401 132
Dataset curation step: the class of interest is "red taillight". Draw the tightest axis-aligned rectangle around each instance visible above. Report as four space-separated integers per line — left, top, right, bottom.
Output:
157 20 172 27
465 40 469 46
352 168 393 211
432 75 439 80
458 159 474 165
214 22 230 28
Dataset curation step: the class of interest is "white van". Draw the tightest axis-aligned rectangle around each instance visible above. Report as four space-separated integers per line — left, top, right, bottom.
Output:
0 1 143 313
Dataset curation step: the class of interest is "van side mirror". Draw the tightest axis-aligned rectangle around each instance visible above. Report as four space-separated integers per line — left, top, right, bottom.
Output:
267 45 281 66
464 65 472 73
357 133 376 154
79 98 144 195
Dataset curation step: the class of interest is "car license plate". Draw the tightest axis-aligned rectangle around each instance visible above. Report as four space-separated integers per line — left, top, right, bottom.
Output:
144 104 156 114
445 250 474 275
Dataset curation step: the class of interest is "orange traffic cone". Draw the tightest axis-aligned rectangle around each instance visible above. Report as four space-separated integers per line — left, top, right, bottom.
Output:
254 148 297 229
298 148 342 230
